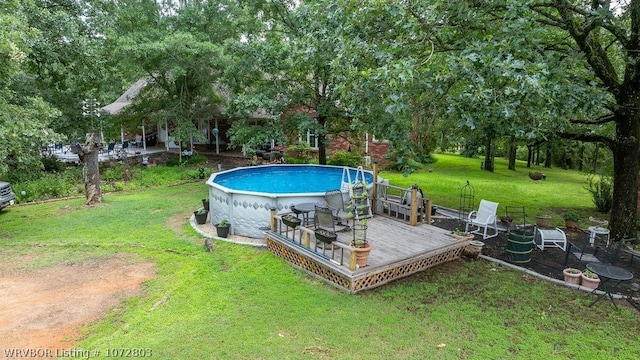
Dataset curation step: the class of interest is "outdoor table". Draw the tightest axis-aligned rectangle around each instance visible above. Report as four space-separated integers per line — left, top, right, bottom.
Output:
588 226 610 247
291 202 323 226
586 263 634 310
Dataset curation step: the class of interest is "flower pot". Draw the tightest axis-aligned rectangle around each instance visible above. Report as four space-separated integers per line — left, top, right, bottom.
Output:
581 273 600 289
463 240 485 259
564 220 578 230
282 215 301 228
452 233 474 241
215 224 230 238
536 215 552 228
352 242 372 267
202 198 210 211
194 210 208 225
563 268 582 285
315 229 337 244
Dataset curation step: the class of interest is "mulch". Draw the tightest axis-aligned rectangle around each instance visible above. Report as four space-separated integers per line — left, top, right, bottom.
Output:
430 216 640 299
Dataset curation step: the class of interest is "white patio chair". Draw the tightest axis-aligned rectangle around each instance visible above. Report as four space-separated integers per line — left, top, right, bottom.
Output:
465 199 499 240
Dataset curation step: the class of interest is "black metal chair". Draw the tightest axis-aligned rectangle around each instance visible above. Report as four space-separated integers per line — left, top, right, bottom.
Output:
324 190 352 229
564 237 635 269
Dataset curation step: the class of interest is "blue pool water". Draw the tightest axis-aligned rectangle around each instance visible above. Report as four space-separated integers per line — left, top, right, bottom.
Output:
213 165 374 194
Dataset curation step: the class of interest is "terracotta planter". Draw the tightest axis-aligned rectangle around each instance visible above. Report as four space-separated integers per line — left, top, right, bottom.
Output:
564 220 578 229
563 268 582 285
352 242 372 267
536 215 552 228
453 233 474 242
581 273 601 289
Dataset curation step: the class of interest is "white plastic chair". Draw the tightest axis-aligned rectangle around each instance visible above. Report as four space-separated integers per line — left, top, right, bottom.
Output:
465 200 499 240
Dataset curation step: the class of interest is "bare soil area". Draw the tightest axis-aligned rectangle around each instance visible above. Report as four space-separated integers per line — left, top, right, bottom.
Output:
0 256 155 358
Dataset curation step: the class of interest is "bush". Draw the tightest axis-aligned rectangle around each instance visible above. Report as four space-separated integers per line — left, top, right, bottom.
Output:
12 170 83 202
585 174 613 213
327 150 361 167
286 143 313 163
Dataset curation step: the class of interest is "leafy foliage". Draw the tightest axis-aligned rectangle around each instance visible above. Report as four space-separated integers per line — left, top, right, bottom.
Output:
585 174 613 214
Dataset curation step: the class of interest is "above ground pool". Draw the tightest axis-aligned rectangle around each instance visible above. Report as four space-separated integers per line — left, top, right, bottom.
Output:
206 164 376 238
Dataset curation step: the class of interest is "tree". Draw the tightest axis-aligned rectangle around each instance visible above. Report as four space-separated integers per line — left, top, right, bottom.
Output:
0 0 60 180
324 0 637 239
224 0 353 164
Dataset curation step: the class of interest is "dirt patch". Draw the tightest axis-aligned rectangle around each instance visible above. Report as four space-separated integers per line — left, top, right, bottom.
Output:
0 256 155 358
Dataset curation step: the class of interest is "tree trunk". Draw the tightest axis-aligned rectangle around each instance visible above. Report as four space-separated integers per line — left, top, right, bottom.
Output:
544 142 552 168
609 115 639 239
507 135 516 171
578 144 584 172
82 132 103 205
526 145 532 168
592 143 599 173
483 135 494 172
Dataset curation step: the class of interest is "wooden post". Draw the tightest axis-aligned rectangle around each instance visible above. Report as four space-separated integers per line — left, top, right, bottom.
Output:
426 198 432 224
349 250 357 271
410 185 418 226
372 162 379 215
270 207 276 231
302 231 310 247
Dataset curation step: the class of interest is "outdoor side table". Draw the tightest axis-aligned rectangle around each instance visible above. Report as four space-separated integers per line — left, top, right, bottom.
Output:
586 263 634 310
588 226 610 247
291 202 322 226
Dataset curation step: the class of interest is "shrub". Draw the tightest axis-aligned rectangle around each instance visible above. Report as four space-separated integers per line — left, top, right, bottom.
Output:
585 174 613 213
286 143 313 163
327 150 361 167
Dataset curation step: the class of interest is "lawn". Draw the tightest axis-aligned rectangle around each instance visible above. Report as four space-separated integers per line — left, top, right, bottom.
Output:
0 155 637 359
381 153 595 227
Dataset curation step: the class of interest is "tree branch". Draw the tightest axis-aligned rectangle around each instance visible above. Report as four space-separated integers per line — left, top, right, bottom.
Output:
558 131 614 148
569 113 615 125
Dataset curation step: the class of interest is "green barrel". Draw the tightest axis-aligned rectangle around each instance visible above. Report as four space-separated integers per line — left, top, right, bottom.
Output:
507 230 534 263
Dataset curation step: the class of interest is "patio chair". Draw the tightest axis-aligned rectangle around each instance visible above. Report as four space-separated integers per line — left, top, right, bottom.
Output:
323 190 352 230
465 199 499 240
564 237 635 269
315 205 349 233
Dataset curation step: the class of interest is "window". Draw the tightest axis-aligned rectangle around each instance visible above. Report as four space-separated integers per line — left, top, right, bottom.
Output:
304 130 318 149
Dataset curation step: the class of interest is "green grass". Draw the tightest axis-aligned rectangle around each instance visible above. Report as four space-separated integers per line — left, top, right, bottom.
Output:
0 155 638 359
381 153 594 226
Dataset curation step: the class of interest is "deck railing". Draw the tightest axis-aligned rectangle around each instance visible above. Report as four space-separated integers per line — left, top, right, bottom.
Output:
373 181 432 226
270 212 360 270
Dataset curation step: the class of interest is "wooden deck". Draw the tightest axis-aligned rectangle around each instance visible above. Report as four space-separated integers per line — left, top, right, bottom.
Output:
265 215 469 293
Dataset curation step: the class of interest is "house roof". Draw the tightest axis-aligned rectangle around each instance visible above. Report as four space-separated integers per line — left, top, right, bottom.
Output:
101 79 148 115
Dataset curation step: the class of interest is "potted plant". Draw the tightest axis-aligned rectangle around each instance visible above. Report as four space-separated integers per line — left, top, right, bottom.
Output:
581 269 600 289
202 198 210 211
563 211 580 229
452 229 474 241
215 219 230 238
562 268 582 285
351 219 371 267
314 229 337 244
193 208 209 225
281 214 301 228
535 214 552 228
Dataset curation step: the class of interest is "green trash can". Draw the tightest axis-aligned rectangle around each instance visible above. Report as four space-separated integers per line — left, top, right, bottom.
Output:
507 230 534 263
